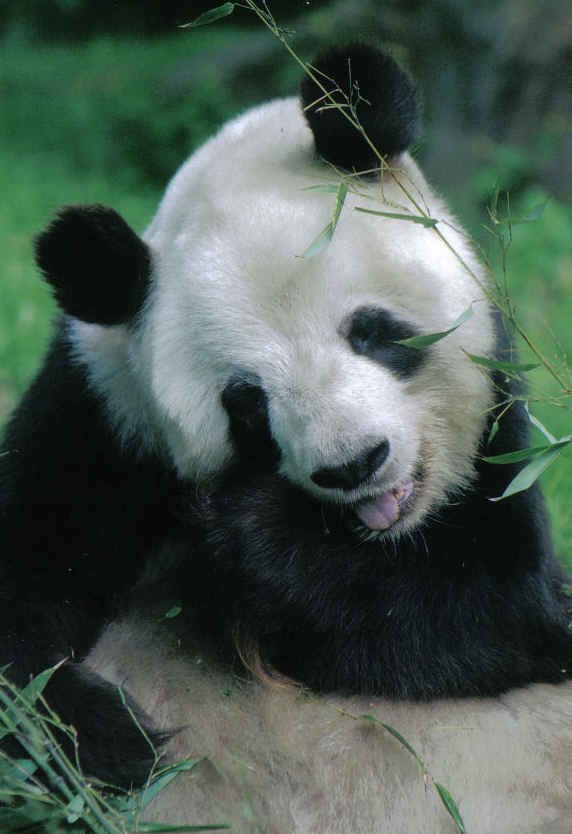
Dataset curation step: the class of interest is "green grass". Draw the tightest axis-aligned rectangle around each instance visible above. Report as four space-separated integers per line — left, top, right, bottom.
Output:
0 35 570 567
0 31 242 190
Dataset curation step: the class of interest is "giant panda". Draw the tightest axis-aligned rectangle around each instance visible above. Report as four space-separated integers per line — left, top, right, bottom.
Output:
2 43 572 833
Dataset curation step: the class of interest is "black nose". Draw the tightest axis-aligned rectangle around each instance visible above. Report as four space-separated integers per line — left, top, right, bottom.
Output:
310 440 390 491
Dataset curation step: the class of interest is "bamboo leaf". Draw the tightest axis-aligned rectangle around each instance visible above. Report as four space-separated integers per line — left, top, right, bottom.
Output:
302 222 334 258
65 794 85 824
302 181 348 258
302 184 341 193
9 758 39 783
351 712 466 833
483 436 571 465
395 305 474 349
180 3 235 28
20 664 61 705
524 404 556 444
435 782 468 834
0 663 63 740
332 182 348 227
136 759 202 811
379 722 424 766
360 715 426 769
487 420 500 447
490 446 567 501
465 354 540 373
164 604 183 620
355 207 439 228
483 444 557 465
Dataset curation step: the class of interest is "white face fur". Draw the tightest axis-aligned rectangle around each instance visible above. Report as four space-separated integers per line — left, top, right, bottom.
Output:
71 97 495 537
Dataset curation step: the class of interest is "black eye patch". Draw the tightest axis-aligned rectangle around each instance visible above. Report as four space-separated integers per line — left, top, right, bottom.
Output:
346 307 427 378
221 374 280 469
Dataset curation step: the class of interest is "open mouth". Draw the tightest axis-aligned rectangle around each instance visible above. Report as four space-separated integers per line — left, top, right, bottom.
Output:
353 480 415 532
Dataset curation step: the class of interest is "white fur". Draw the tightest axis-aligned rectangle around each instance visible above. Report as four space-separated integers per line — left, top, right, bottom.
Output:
71 97 495 532
87 620 572 834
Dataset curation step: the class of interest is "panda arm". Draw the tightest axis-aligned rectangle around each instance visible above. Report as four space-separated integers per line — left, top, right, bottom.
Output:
0 207 175 786
0 334 175 785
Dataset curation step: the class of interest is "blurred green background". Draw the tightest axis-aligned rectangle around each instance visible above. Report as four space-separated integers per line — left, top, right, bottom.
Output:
1 0 571 564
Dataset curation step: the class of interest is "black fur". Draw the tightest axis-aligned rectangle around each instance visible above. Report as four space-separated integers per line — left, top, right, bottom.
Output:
148 391 571 699
347 306 427 378
35 205 151 325
301 44 420 171
0 326 180 785
221 374 281 470
158 314 570 697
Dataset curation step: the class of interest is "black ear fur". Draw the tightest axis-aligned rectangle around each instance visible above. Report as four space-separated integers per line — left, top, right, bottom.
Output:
301 43 420 171
35 205 151 325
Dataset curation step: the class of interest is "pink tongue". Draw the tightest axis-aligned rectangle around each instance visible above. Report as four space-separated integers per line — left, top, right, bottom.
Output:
355 491 401 531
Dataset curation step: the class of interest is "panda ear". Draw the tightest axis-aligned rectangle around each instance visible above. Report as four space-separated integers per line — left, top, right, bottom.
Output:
35 205 151 325
301 43 420 172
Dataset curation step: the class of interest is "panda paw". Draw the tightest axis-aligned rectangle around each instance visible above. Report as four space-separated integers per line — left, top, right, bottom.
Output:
43 664 167 789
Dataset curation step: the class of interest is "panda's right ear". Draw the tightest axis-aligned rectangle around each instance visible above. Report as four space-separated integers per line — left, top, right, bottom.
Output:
35 204 151 325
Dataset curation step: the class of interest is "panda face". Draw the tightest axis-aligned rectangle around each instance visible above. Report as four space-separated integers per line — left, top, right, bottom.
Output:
72 97 494 538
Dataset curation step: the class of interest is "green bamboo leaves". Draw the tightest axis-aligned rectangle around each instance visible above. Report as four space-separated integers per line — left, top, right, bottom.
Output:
396 305 474 349
354 206 439 228
465 354 540 374
180 3 235 28
358 713 468 834
0 668 230 833
434 783 468 834
302 186 440 258
484 409 571 501
303 182 348 258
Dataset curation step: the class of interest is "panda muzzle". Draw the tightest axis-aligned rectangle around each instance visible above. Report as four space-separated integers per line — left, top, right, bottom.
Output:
354 482 414 531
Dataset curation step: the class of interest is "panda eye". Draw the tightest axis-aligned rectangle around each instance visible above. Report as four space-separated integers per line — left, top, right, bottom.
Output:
346 307 427 378
221 374 280 468
221 375 268 429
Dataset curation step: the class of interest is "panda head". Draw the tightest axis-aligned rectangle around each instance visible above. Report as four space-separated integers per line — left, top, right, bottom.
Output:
37 44 495 538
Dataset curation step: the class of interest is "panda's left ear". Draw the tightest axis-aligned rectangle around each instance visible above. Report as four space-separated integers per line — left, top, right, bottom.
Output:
35 204 151 325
